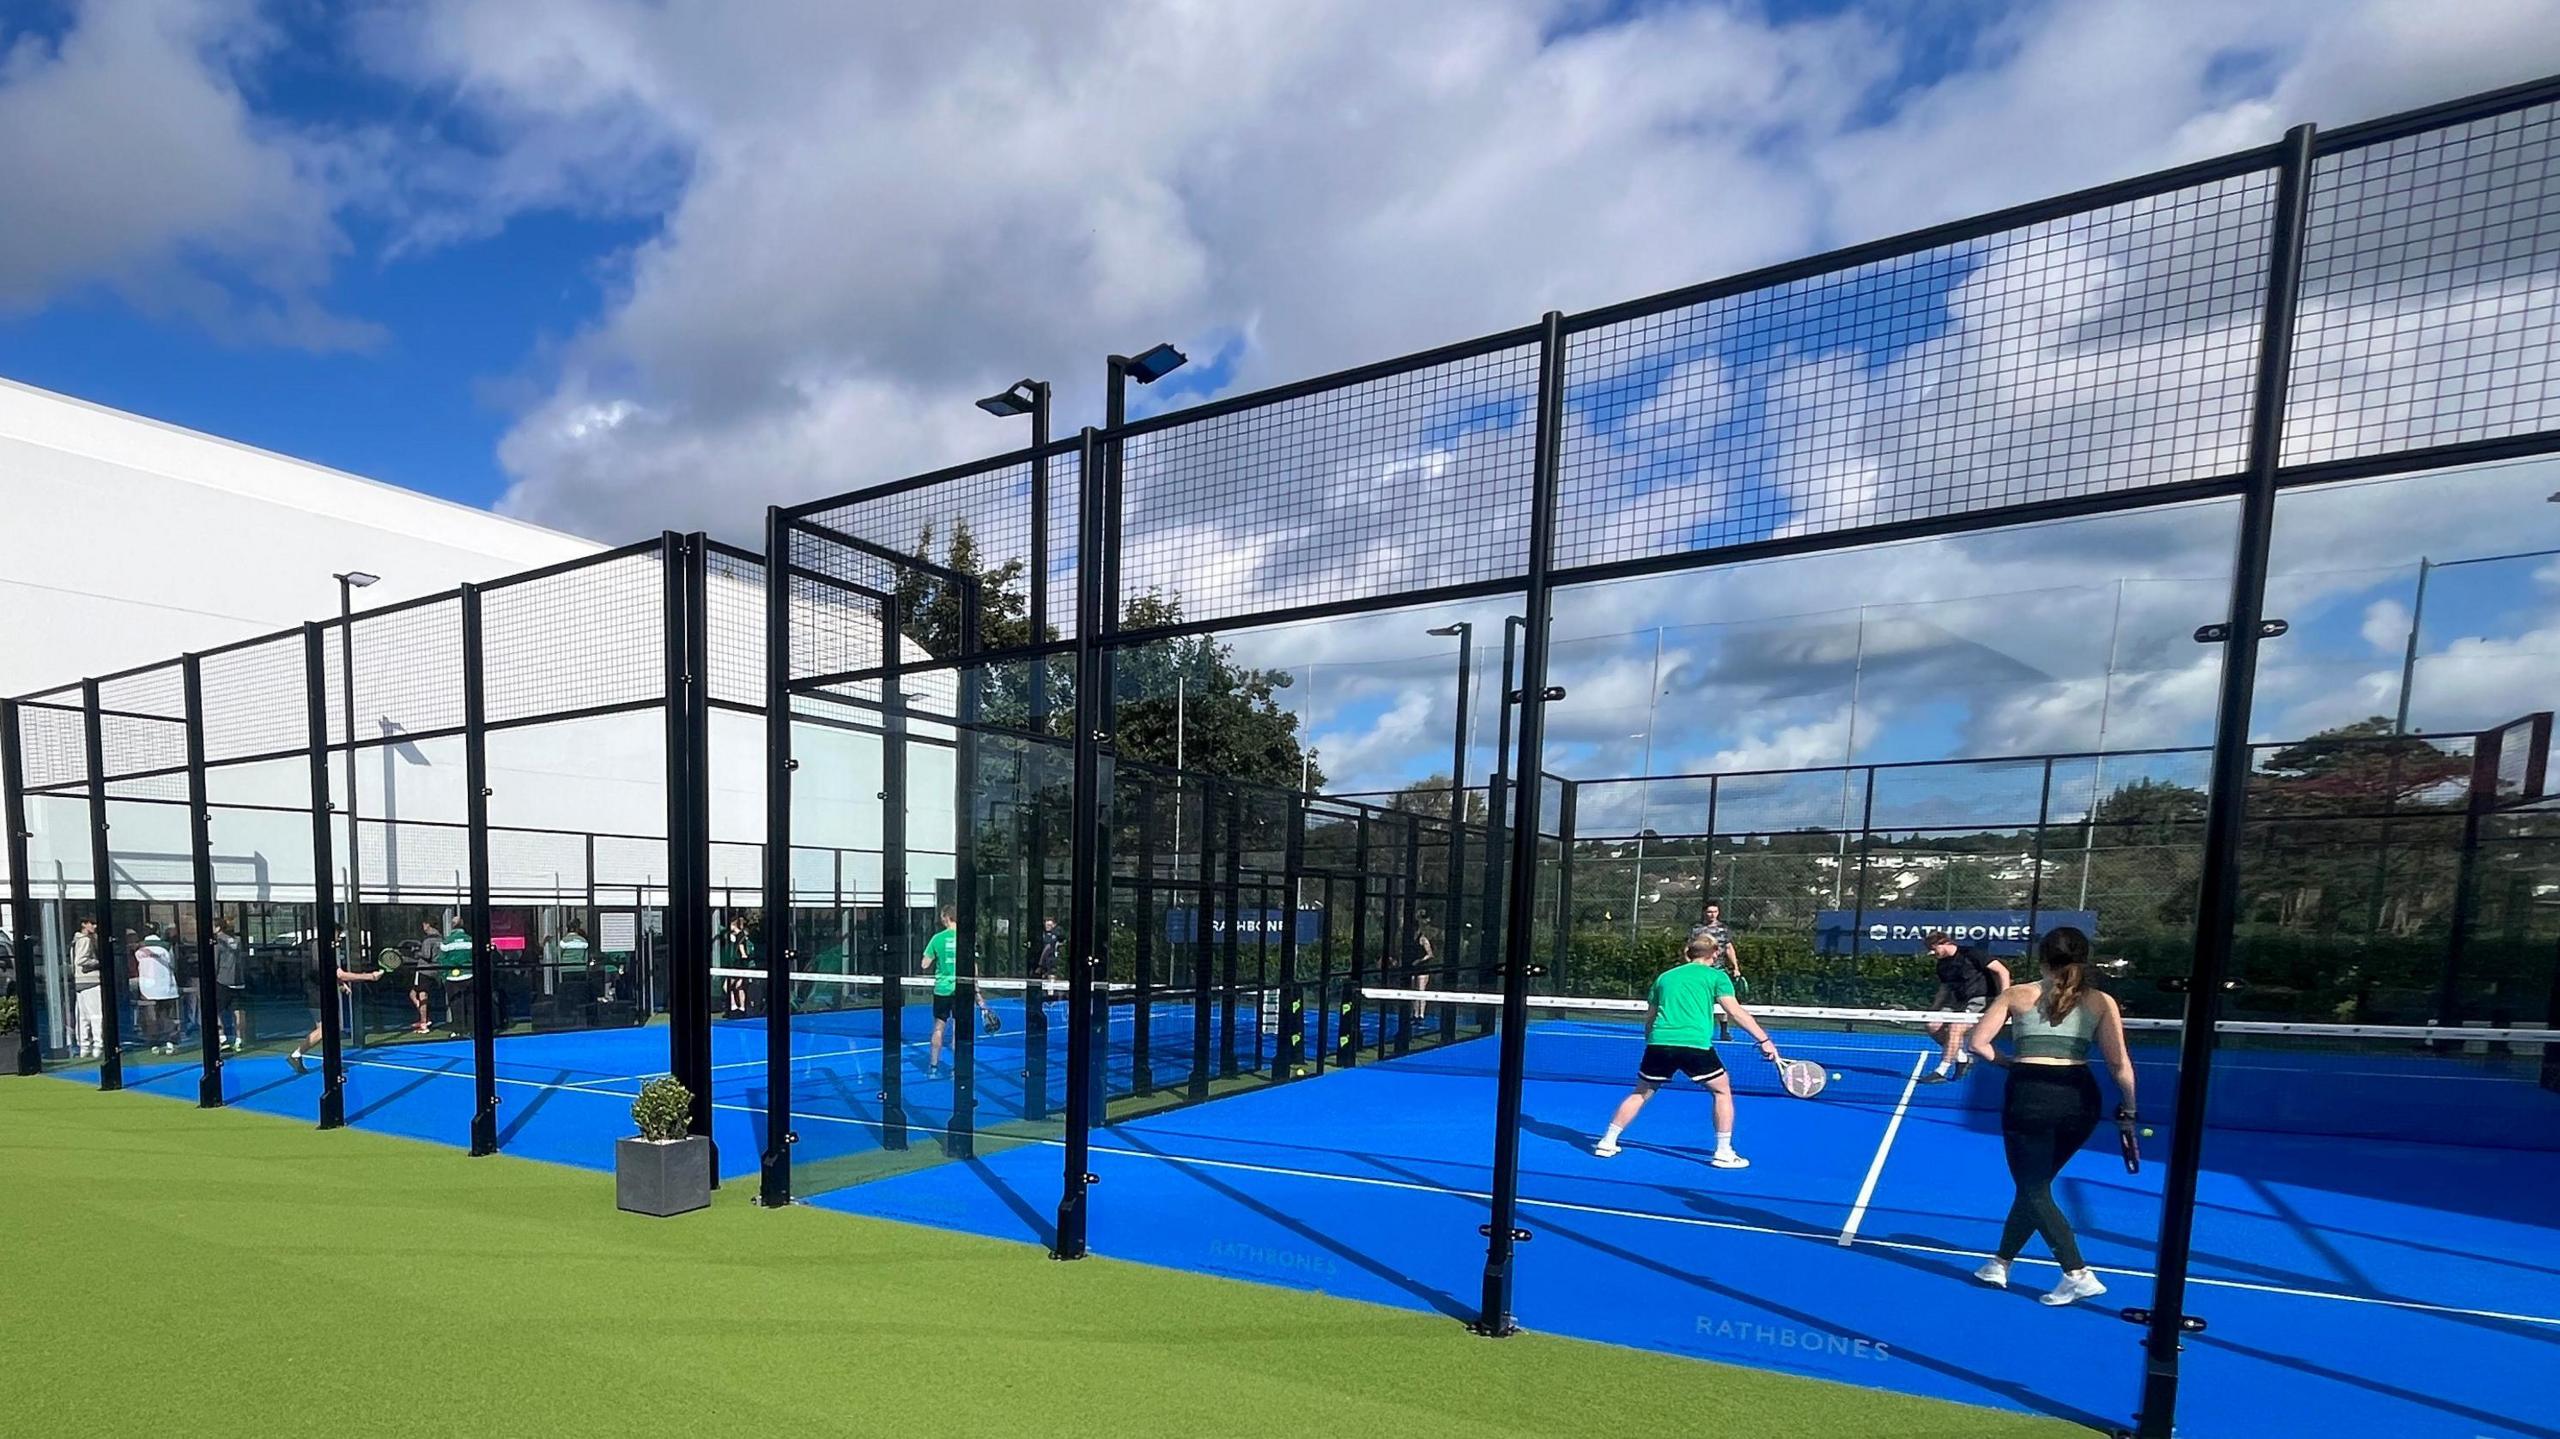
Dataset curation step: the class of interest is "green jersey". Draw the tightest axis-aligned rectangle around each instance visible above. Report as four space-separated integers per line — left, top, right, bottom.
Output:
924 927 958 996
1647 962 1734 1049
439 926 474 974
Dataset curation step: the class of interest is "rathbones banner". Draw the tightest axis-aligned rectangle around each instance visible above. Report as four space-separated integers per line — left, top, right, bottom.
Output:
1164 909 1325 944
1814 910 2097 956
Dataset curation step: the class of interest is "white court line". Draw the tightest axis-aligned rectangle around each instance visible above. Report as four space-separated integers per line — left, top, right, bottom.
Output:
330 1055 2560 1330
1839 1052 1928 1246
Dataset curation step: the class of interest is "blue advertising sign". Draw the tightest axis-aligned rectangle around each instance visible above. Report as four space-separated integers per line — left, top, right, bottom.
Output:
1165 908 1325 944
1813 909 2097 956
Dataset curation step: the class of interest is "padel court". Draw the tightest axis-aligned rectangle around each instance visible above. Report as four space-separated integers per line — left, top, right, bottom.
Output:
58 985 2557 1439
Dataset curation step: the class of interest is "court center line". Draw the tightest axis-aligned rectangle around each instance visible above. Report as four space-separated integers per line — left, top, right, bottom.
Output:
1839 1052 1929 1247
325 1056 2560 1330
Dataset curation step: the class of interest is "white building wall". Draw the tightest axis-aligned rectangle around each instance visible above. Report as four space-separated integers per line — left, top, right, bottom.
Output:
0 376 600 698
3 377 954 917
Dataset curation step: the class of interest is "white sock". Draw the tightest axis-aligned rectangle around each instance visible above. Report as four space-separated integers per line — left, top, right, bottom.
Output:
1601 1124 1623 1143
1714 1130 1734 1154
1934 1057 1953 1076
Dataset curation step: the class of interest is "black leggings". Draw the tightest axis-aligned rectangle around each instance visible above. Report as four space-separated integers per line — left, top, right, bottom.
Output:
1999 1065 2100 1271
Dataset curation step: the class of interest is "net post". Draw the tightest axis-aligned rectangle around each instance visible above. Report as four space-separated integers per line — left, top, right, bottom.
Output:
79 680 123 1091
182 654 222 1108
301 625 345 1128
460 584 500 1157
2133 121 2317 1439
759 507 796 1206
1476 310 1568 1338
2 700 41 1076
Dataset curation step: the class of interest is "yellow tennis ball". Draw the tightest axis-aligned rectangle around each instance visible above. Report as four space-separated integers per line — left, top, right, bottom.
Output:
2141 1127 2155 1139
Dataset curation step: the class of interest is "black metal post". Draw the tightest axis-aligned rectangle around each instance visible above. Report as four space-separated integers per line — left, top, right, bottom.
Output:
2025 757 2054 944
1340 813 1370 1069
2434 748 2499 1032
1551 783 1579 982
1220 782 1242 1079
950 580 982 1158
1482 618 1521 1003
182 656 222 1107
3 701 42 1075
1476 310 1569 1337
660 536 694 1129
878 584 910 1151
1397 818 1421 1057
1022 385 1057 1121
2132 122 2316 1439
760 507 797 1205
664 534 717 1165
1701 776 1719 913
460 586 500 1157
1434 623 1473 1026
1133 783 1158 1095
302 625 345 1128
79 680 123 1090
1847 767 1877 967
1273 794 1307 1080
1056 426 1109 1259
1189 780 1216 1101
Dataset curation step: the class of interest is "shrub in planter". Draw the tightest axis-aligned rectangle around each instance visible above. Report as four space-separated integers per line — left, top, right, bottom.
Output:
0 996 20 1039
616 1076 710 1216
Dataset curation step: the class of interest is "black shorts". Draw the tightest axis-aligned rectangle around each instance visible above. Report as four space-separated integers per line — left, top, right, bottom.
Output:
932 993 956 1021
1638 1044 1726 1084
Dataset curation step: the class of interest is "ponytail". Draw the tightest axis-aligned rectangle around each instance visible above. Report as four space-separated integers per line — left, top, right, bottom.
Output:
2037 925 2092 1025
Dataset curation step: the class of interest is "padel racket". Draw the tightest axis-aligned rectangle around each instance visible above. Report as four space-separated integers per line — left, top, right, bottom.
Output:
2117 1108 2141 1174
374 947 405 975
1775 1053 1827 1098
982 1009 1003 1036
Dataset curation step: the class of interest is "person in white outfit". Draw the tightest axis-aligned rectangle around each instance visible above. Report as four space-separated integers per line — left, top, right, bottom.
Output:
71 918 104 1059
134 930 181 1054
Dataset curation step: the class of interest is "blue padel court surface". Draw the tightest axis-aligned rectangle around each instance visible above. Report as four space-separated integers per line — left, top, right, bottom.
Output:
52 1002 2560 1439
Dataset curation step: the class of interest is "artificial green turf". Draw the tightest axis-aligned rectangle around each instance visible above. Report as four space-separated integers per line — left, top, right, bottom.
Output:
0 1077 2075 1438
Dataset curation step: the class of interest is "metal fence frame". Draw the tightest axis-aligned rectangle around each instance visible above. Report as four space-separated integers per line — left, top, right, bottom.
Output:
7 73 2559 1439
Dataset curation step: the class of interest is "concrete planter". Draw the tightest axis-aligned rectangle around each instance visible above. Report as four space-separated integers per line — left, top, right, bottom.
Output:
615 1135 711 1217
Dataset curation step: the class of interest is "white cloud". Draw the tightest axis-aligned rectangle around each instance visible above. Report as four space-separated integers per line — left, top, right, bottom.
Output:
0 0 376 348
2361 598 2412 654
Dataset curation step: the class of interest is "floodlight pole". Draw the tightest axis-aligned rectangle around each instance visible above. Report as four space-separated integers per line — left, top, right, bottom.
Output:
301 625 346 1127
1429 624 1472 995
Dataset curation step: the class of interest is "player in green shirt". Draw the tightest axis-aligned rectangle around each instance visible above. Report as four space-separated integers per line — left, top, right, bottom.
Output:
920 905 995 1080
1594 935 1781 1168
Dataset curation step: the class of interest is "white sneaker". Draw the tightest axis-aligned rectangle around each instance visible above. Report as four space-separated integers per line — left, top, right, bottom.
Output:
1593 1137 1621 1158
1973 1258 2010 1287
2040 1269 2107 1306
1709 1150 1751 1170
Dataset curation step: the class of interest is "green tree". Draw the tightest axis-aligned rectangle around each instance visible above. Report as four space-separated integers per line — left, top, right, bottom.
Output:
882 528 1318 792
1113 592 1322 792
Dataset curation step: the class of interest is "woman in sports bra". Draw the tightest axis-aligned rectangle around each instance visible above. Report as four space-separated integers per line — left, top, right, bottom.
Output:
1965 925 2137 1307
